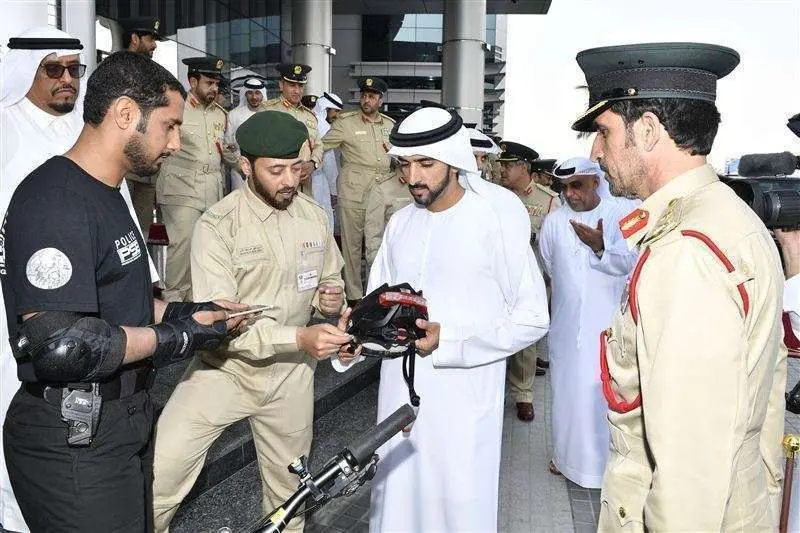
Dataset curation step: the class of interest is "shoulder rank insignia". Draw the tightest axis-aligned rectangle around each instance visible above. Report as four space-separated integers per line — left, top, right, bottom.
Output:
619 208 649 239
645 198 683 244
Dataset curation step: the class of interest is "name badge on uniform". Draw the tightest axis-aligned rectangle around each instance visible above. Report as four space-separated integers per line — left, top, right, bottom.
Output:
354 130 367 135
297 269 319 292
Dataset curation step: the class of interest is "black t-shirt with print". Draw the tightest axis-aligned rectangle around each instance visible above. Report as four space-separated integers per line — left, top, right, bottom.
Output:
0 156 153 382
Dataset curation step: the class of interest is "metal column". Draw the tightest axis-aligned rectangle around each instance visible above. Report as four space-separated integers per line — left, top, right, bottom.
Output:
63 0 96 74
442 0 486 128
291 0 333 96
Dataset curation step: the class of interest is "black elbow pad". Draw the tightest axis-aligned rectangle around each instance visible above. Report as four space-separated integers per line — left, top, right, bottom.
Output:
14 312 127 383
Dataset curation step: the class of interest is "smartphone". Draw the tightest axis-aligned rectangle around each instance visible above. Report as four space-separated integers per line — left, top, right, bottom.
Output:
225 305 275 318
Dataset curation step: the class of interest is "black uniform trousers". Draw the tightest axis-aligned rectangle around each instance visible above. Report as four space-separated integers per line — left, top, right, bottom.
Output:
3 388 154 533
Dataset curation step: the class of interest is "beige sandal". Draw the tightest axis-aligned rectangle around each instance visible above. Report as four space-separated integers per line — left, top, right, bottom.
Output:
548 459 562 476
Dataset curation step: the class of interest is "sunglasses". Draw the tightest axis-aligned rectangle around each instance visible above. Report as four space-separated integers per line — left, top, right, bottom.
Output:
40 63 86 79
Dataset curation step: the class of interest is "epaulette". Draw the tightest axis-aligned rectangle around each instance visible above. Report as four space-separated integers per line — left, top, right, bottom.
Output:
339 110 360 119
212 102 228 115
644 198 683 244
380 112 396 123
261 98 281 108
201 193 240 226
535 183 559 198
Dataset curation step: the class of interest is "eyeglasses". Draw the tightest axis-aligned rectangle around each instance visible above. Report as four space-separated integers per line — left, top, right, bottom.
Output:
40 63 87 79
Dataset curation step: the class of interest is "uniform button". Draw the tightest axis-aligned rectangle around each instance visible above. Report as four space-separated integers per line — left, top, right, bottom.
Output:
618 506 626 519
128 406 137 415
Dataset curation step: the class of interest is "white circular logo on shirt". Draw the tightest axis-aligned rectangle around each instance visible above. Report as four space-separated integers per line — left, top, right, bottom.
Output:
25 248 72 290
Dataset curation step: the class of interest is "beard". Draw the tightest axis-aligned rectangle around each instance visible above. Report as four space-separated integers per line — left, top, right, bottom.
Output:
408 168 451 208
253 177 296 210
124 134 166 177
49 101 75 114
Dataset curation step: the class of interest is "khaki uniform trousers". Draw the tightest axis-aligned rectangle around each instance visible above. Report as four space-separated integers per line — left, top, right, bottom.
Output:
128 180 156 235
161 204 203 302
339 204 366 300
507 343 537 403
152 356 315 533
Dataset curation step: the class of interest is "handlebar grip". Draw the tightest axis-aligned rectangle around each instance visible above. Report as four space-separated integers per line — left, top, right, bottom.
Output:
346 404 416 467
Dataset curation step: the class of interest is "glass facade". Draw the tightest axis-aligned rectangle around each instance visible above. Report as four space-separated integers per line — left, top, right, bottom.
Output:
362 13 498 63
95 0 281 71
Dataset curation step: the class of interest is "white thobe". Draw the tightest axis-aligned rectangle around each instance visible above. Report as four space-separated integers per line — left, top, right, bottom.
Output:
538 196 638 488
225 105 257 191
0 97 156 532
359 183 549 532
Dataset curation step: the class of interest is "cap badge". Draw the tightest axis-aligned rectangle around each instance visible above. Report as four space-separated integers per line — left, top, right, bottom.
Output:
366 78 373 87
293 65 302 75
500 143 507 151
154 20 160 30
216 59 223 69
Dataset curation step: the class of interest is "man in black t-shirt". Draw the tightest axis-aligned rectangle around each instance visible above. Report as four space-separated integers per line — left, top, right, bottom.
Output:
0 51 249 533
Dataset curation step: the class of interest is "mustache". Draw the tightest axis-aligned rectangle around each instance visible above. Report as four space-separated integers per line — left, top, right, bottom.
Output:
277 187 296 194
51 84 76 95
408 184 428 190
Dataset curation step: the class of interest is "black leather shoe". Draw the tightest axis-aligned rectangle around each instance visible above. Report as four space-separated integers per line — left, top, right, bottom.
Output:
536 357 550 369
516 402 534 422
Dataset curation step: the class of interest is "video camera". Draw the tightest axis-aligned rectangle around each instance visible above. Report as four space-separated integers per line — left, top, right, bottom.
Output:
722 151 800 229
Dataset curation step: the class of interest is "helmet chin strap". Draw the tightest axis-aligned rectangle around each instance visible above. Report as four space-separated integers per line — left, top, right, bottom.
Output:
401 343 420 433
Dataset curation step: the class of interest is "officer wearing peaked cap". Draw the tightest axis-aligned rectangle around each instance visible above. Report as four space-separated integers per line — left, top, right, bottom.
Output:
119 16 162 57
156 55 239 302
153 111 349 532
322 77 398 302
578 43 786 532
497 140 559 422
259 63 321 198
120 15 165 234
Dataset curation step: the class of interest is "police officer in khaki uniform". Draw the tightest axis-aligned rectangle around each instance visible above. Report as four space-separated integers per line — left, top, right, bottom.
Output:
152 111 352 533
259 63 321 197
573 43 786 531
156 56 238 302
363 174 411 270
322 77 395 303
498 141 560 421
119 16 163 233
531 158 557 189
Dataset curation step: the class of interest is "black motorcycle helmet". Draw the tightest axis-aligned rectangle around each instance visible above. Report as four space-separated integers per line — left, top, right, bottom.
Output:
347 283 428 356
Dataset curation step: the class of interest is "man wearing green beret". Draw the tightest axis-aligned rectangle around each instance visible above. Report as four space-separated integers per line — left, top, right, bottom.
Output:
151 111 354 532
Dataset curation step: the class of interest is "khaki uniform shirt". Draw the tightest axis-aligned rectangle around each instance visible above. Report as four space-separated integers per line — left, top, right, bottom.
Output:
515 180 561 238
189 184 345 388
364 176 412 266
259 97 322 167
322 111 397 208
598 164 786 531
156 94 237 210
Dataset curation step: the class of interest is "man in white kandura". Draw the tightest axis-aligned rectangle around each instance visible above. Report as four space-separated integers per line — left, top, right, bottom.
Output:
0 26 157 533
538 157 638 487
336 107 550 532
311 91 344 230
224 76 266 191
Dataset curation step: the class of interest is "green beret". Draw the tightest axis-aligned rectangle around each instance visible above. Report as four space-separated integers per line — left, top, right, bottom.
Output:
236 111 309 159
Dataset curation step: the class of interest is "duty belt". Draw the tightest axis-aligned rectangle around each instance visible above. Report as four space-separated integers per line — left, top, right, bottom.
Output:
23 364 155 405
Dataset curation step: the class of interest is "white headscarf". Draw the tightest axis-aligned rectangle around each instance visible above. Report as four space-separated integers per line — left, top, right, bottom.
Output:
236 77 267 110
387 107 478 174
553 156 612 198
467 127 501 155
312 91 343 137
1 26 84 110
